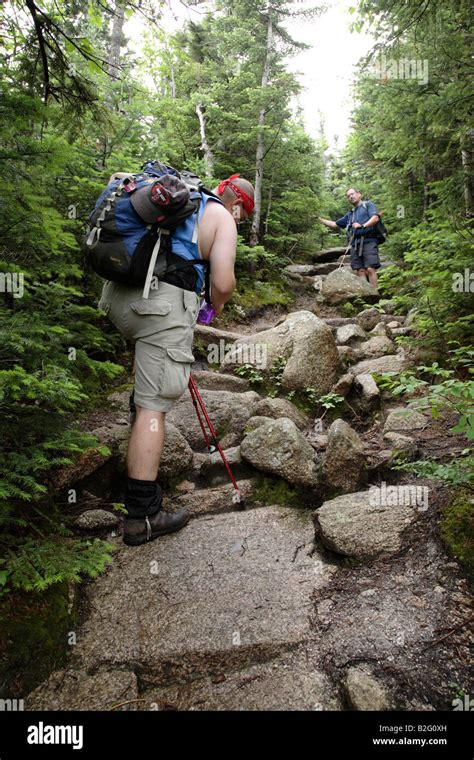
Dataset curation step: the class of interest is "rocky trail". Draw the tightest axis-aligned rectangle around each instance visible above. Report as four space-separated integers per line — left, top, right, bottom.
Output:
26 248 472 712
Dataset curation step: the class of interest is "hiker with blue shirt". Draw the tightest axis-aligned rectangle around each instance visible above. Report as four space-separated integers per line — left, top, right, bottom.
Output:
319 187 381 288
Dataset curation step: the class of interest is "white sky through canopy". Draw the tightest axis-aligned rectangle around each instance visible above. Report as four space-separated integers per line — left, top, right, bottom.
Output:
124 0 375 151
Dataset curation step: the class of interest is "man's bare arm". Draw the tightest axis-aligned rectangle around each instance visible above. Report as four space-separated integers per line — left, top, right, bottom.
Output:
318 217 339 230
208 212 237 313
352 214 380 230
365 214 380 228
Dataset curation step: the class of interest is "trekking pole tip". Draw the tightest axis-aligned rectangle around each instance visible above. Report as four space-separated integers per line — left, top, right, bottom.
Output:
232 491 245 509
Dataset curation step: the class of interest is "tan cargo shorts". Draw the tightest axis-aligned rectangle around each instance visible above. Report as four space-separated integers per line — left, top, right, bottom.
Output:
99 280 200 412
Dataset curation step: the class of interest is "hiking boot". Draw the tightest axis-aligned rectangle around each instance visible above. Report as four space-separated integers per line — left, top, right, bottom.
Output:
123 507 190 546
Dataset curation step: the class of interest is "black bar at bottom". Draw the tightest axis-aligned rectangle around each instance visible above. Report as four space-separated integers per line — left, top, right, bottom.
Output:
0 710 471 758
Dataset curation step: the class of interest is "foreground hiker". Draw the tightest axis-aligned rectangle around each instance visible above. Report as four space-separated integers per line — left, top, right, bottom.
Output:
318 187 382 288
97 172 255 545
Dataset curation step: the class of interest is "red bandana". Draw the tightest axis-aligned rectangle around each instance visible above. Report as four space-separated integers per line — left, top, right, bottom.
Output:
217 174 254 214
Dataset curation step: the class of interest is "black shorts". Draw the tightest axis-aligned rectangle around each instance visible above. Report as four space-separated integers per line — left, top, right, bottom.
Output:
350 238 381 270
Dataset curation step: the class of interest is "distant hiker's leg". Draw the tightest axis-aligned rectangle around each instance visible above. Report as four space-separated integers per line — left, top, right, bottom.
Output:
361 241 380 287
350 244 364 278
126 406 166 481
367 266 378 288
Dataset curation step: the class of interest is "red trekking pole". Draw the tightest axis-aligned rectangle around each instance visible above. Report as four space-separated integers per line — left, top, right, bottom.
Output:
188 373 243 506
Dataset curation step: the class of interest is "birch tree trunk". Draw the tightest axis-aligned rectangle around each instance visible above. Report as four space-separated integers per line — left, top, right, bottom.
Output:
100 0 126 165
108 0 125 81
196 103 214 179
264 170 274 237
249 11 273 247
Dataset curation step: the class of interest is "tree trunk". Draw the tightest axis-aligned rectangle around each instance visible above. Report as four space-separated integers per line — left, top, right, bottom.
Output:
422 170 430 220
169 62 176 99
196 103 214 179
263 170 274 237
108 0 125 81
461 134 473 217
165 45 176 98
101 0 125 163
249 11 273 247
407 170 414 200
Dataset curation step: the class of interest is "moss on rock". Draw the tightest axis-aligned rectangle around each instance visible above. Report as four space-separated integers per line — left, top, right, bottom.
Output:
439 494 474 573
0 581 78 697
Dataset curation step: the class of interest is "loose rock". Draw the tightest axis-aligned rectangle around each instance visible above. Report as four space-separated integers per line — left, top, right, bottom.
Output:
191 370 251 393
221 311 340 396
370 322 388 337
357 308 383 332
319 269 379 305
345 667 392 711
358 336 396 359
322 420 366 493
332 373 355 397
383 409 428 435
255 397 309 430
336 324 367 345
337 345 360 366
241 417 320 487
73 509 120 532
168 390 261 450
350 354 408 376
283 264 321 277
314 490 418 558
353 373 380 412
383 432 418 460
311 246 347 263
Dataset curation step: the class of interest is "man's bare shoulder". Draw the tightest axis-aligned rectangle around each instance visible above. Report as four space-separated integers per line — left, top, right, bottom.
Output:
202 198 233 227
198 198 236 260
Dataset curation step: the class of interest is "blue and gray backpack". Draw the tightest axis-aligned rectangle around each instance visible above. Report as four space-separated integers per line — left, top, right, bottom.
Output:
84 160 213 298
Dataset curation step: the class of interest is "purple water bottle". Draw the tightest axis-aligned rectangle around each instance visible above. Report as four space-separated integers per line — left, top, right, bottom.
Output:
197 300 216 325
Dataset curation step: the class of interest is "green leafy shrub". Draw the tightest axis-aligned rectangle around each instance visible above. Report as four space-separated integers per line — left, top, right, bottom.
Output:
0 538 116 595
234 364 264 386
375 361 474 440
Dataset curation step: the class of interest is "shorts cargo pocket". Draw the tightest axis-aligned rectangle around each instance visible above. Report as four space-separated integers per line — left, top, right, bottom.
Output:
183 290 200 327
161 347 195 400
130 299 172 316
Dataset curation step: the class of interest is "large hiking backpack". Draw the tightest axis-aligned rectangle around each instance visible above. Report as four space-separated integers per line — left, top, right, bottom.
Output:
351 201 388 244
84 160 213 298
